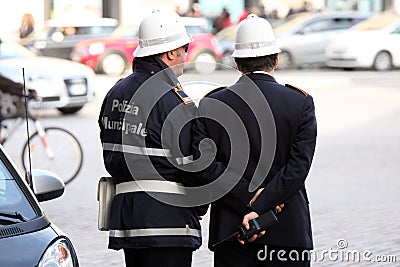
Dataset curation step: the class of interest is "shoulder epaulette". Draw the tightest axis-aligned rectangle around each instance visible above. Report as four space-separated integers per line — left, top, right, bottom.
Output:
204 86 227 97
172 83 194 105
285 84 308 96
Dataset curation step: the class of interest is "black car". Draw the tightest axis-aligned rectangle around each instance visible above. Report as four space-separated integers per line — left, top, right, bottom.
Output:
0 145 79 266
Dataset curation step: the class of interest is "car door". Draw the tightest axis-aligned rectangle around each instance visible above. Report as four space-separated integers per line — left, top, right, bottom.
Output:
38 25 116 59
388 24 400 67
34 26 80 59
294 17 362 64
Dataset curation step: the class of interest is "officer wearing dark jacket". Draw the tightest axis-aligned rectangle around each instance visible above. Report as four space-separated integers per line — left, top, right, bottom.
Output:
192 14 317 266
98 10 205 267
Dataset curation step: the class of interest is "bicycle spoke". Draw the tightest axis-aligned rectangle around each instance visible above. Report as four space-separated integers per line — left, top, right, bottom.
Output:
22 127 83 185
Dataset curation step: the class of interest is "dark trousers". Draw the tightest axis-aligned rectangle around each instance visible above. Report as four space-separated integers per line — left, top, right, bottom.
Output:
214 242 311 267
123 247 193 267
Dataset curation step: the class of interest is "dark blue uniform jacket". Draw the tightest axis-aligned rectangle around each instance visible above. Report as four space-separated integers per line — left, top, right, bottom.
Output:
98 57 204 250
192 72 317 250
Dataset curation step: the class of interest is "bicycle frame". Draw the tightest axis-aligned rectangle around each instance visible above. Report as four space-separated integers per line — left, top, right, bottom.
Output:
0 116 24 144
0 96 33 144
32 119 54 159
1 96 83 185
0 100 54 159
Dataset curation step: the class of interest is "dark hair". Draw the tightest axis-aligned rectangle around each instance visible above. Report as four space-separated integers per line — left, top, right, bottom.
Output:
234 53 278 73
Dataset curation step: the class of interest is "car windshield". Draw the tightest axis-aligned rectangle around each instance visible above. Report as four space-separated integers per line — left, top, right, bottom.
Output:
33 26 55 39
185 25 208 34
273 12 313 35
111 24 139 38
215 25 237 41
354 12 400 31
0 41 37 59
33 18 118 38
0 154 37 224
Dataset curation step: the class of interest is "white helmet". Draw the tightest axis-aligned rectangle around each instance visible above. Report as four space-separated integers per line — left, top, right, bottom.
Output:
231 14 281 58
133 10 192 57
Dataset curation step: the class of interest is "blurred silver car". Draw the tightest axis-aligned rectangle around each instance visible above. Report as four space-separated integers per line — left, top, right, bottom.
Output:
0 40 95 114
275 12 370 69
326 12 400 71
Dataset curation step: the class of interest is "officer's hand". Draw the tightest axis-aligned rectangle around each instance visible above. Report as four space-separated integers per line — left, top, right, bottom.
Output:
275 204 285 213
238 211 265 245
250 188 264 205
27 89 38 100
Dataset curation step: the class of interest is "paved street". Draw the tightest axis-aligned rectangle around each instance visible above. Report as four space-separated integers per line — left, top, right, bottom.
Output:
3 69 400 266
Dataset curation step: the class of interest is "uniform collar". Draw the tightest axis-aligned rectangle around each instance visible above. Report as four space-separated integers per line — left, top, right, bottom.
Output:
133 56 168 76
133 56 179 87
251 70 274 77
244 71 277 83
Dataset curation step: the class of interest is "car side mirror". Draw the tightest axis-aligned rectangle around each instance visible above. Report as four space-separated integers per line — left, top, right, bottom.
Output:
26 169 65 202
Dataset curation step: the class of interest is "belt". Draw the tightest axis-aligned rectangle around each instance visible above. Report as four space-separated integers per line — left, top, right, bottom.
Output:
116 180 186 195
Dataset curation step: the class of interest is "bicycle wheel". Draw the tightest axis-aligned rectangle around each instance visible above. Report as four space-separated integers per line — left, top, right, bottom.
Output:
22 127 83 185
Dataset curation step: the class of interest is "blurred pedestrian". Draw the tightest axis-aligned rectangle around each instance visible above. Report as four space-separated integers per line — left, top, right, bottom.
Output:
19 13 35 39
174 4 185 16
258 4 269 20
186 3 203 18
238 6 268 23
212 7 232 33
238 7 251 23
288 1 314 16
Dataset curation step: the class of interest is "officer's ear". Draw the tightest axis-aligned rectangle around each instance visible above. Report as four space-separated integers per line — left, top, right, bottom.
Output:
166 49 177 60
234 58 242 72
159 50 176 66
274 55 279 69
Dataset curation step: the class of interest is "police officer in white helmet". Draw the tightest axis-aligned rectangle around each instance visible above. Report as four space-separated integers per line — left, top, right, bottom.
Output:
98 10 206 267
191 14 317 266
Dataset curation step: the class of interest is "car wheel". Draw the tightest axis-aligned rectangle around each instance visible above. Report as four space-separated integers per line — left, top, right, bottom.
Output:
193 51 217 74
99 52 127 76
278 51 293 70
57 106 83 114
373 51 392 71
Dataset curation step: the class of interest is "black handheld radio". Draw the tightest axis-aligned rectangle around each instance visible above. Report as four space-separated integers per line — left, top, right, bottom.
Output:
212 210 279 247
